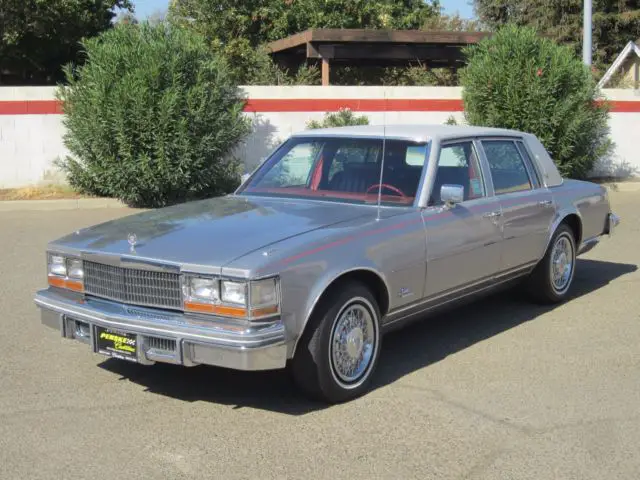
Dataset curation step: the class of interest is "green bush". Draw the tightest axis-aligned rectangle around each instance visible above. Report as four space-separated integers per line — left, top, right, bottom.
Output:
460 24 612 179
57 22 251 208
306 108 370 129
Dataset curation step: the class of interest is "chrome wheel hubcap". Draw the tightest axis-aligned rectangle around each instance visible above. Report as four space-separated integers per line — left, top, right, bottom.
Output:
551 235 574 292
330 303 375 384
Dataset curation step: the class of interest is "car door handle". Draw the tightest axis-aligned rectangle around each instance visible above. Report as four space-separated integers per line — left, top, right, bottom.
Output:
483 211 502 219
538 200 553 207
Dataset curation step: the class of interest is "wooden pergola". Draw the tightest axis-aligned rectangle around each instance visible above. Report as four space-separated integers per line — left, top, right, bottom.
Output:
266 29 491 86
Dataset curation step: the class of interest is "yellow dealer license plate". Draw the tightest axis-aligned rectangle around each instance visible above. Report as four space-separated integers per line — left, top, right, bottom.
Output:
96 326 137 362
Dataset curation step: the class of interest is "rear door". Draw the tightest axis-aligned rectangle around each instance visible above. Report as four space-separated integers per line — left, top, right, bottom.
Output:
479 139 555 272
423 140 503 298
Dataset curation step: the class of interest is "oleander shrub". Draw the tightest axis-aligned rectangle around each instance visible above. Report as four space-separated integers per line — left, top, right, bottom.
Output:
460 24 612 179
57 22 251 208
306 108 370 129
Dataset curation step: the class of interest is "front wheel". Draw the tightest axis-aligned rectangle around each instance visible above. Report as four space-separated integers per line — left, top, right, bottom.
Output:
291 281 382 403
526 224 577 304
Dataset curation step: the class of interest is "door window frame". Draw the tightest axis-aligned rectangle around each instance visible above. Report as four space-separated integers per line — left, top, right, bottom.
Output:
476 137 540 196
420 137 497 209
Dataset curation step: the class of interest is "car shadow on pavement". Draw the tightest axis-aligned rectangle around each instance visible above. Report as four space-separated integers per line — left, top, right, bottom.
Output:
98 258 636 415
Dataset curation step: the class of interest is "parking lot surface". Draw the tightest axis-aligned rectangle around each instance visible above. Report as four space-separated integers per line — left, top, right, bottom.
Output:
0 190 638 480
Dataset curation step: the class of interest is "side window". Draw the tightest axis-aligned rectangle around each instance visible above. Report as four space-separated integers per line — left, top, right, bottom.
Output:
482 140 532 195
431 142 486 206
259 142 319 187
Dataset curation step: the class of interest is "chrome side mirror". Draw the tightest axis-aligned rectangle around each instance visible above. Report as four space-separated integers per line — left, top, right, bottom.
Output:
441 184 464 207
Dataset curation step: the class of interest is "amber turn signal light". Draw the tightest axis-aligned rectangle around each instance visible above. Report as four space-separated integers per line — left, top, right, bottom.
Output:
48 276 84 292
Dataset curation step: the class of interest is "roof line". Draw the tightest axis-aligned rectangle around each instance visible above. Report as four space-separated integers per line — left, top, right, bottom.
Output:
266 28 490 54
597 41 640 88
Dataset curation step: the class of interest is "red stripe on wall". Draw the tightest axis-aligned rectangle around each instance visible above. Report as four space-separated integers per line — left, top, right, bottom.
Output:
243 98 465 112
606 100 640 113
0 100 62 115
1 98 640 114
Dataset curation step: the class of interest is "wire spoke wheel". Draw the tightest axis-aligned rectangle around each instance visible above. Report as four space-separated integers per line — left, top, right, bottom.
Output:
291 282 382 403
550 234 574 293
330 301 376 386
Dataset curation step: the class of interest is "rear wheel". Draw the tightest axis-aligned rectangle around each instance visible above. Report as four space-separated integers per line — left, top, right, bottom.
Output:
291 281 382 404
526 224 577 304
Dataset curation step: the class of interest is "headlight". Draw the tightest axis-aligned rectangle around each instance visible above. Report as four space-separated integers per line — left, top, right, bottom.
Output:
48 255 67 276
187 277 219 303
221 280 247 305
67 259 84 280
47 253 84 292
183 275 279 320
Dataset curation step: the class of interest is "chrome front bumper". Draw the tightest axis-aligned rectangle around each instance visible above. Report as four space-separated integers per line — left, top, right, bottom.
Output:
34 289 287 371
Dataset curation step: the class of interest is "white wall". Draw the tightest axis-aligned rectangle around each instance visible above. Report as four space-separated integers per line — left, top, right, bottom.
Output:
0 86 638 188
0 87 69 188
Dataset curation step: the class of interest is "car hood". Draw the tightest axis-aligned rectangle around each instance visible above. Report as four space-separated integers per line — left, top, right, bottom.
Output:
50 195 371 270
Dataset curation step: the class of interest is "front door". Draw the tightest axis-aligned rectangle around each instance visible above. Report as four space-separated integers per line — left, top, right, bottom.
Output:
423 141 503 299
480 139 556 271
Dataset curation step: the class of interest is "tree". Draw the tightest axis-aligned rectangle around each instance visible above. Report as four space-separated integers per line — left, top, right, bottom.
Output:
58 22 251 208
473 0 640 74
211 37 320 85
422 12 485 32
460 24 612 179
0 0 132 85
115 11 138 25
168 0 443 85
169 0 441 47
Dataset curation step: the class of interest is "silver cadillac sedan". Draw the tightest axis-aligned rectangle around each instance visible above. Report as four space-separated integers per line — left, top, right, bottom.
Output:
34 125 620 403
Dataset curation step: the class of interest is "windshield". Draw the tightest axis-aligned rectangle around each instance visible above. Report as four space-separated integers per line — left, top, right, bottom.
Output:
238 136 429 206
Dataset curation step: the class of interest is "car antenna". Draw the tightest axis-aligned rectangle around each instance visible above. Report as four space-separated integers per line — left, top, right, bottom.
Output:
376 90 387 221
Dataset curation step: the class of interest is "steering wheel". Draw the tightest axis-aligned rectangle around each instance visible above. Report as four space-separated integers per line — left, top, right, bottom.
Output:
366 183 407 198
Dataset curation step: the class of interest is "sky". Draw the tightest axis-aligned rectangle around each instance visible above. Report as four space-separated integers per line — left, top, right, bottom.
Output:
131 0 475 20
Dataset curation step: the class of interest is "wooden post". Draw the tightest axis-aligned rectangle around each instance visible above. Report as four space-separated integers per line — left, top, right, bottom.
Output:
322 57 330 86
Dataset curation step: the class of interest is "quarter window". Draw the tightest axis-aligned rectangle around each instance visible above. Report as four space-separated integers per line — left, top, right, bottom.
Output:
482 140 532 195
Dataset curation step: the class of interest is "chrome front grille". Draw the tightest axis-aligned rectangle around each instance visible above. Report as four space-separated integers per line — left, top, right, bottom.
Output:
84 261 182 310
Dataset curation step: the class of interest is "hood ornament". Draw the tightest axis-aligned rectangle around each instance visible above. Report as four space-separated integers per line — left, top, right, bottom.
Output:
127 233 138 252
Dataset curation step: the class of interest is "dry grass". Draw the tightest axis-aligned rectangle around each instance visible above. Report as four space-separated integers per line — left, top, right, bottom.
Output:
0 185 85 201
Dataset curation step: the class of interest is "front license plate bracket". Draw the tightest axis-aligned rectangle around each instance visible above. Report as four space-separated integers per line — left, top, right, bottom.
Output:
95 326 138 363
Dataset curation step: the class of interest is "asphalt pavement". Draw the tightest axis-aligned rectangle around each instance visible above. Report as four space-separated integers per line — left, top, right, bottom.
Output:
0 191 638 480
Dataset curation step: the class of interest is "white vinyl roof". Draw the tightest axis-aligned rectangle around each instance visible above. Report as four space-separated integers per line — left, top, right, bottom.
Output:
293 124 530 143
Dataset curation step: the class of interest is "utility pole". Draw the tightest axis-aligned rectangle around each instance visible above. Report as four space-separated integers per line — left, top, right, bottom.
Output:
583 0 592 65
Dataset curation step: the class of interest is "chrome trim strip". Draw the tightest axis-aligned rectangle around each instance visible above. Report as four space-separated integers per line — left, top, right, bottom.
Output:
383 268 530 331
81 252 181 273
385 261 536 321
